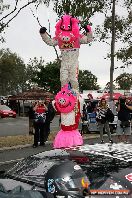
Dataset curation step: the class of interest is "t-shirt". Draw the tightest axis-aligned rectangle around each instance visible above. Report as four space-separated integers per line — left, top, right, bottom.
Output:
35 105 46 114
34 105 46 123
118 103 131 121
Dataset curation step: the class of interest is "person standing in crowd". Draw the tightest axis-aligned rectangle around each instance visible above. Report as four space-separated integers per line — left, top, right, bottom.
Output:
44 96 56 142
96 98 113 144
82 102 87 121
86 101 93 114
28 102 35 135
116 96 131 143
87 93 94 113
108 99 117 115
33 100 48 148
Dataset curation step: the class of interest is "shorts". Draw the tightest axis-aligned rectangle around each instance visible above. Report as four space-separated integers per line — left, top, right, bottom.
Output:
116 120 131 135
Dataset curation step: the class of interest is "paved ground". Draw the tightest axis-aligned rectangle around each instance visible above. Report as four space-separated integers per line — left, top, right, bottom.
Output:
0 116 60 136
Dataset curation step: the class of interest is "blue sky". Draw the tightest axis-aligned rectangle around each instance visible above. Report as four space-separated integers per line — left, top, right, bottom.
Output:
2 0 131 89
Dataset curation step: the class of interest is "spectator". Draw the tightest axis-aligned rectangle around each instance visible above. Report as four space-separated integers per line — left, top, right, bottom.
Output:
125 98 132 111
86 101 93 113
28 102 35 135
82 103 87 121
1 99 4 105
33 100 48 148
108 99 117 115
44 96 56 142
116 96 131 143
96 98 113 144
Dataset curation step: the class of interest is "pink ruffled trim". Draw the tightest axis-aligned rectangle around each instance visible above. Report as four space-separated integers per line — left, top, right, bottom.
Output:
53 129 83 149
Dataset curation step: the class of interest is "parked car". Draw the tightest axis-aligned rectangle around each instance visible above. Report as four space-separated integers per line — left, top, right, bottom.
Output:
0 105 16 118
0 144 132 197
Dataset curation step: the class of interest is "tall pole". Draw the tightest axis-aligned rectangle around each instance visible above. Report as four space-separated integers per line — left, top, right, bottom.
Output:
110 0 116 100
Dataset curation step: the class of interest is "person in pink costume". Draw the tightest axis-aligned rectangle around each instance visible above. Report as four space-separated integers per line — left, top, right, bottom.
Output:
39 14 92 94
52 84 83 148
39 14 92 148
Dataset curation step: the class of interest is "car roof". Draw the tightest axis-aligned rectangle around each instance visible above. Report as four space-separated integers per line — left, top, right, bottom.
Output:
5 144 132 191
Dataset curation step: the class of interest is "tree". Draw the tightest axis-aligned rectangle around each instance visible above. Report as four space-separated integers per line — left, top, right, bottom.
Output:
104 82 116 90
0 0 10 42
94 0 131 99
115 2 132 68
32 59 61 94
115 73 132 90
0 48 28 95
0 0 60 58
79 70 100 92
0 0 39 36
26 56 45 87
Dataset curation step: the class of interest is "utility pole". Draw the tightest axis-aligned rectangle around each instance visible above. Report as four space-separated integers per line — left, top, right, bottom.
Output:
110 0 116 100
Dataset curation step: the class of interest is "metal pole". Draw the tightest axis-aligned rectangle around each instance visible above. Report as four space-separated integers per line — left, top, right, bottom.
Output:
110 0 116 100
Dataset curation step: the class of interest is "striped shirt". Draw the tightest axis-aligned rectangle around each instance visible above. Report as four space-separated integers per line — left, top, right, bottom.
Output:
96 105 109 120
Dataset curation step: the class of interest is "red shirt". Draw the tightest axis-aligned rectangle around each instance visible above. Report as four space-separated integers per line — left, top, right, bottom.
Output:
35 105 46 114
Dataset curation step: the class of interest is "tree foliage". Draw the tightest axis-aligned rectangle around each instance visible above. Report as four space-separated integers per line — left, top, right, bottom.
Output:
0 0 10 42
0 0 49 40
115 72 132 90
79 70 100 92
0 48 29 95
31 59 61 94
26 56 45 86
104 82 116 90
94 0 131 67
53 0 105 21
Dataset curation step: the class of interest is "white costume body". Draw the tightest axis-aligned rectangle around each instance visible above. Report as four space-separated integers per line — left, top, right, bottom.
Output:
61 111 76 126
52 100 76 127
40 32 92 92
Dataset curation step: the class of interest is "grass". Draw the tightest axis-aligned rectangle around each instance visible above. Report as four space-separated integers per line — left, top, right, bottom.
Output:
0 135 34 148
0 132 57 148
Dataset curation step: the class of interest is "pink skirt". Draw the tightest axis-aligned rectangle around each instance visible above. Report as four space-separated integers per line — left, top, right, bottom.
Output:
53 129 83 149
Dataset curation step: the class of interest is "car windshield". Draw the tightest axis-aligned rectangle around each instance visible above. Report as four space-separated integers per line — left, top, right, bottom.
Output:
6 156 58 187
5 147 132 192
0 105 11 111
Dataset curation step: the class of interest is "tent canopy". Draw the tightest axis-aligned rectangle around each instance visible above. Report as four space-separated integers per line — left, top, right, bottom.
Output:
8 88 54 101
100 92 124 100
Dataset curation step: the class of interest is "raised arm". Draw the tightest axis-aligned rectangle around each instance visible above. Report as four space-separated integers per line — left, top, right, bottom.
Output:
40 27 58 46
80 25 93 44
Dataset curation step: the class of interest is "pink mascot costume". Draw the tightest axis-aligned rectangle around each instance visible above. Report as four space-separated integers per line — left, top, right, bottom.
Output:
52 83 82 148
40 14 92 148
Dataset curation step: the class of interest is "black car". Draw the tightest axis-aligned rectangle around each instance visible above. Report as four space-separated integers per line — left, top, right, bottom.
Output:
0 143 132 197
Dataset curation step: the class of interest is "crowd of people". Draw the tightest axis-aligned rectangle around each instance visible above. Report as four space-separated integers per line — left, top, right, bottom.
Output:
28 95 132 147
82 96 132 144
1 93 132 146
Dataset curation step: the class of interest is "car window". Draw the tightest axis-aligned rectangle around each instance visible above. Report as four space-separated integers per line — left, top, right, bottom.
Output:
6 157 57 186
0 105 11 111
